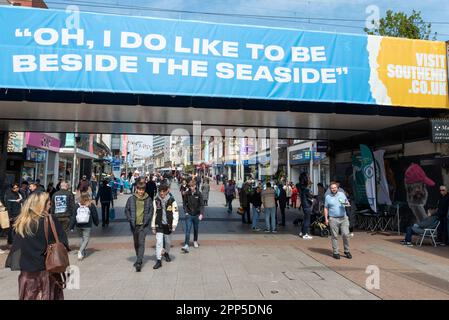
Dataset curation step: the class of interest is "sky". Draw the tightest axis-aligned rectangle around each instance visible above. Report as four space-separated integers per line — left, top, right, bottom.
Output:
45 0 449 40
128 134 153 157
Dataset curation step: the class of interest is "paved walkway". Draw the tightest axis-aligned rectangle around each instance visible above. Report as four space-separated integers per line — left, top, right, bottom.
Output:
0 181 448 300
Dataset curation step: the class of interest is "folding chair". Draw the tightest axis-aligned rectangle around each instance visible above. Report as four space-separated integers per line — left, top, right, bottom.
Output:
370 213 383 232
380 205 396 232
416 221 440 247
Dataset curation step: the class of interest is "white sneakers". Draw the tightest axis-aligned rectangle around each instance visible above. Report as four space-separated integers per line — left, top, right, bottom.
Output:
182 244 190 253
302 234 313 240
77 251 84 260
194 241 199 248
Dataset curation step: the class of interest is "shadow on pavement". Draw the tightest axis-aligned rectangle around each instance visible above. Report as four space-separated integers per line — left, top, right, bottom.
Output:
383 238 449 261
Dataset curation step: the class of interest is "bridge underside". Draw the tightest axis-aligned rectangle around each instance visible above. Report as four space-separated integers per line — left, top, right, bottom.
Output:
0 89 442 139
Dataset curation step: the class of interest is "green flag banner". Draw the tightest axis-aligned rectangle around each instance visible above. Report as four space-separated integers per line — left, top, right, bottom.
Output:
360 144 377 212
352 155 368 206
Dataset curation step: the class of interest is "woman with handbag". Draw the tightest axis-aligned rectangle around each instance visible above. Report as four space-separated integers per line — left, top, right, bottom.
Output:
4 192 69 300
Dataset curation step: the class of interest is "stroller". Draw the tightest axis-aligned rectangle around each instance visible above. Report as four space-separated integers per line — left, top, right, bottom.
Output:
310 214 330 237
310 196 330 237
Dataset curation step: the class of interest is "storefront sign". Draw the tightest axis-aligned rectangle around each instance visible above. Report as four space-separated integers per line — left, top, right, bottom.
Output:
0 6 447 109
290 149 311 165
25 147 46 162
7 131 24 153
313 151 326 160
25 132 60 152
431 119 449 143
316 141 328 152
65 133 75 147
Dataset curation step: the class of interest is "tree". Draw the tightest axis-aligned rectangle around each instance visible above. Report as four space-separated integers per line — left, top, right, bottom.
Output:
365 10 436 40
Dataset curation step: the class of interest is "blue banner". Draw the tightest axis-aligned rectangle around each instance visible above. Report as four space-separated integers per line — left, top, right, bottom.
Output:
0 6 447 108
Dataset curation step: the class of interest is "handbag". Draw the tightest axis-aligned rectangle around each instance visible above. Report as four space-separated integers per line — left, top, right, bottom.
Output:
44 214 70 274
0 210 10 229
109 207 115 221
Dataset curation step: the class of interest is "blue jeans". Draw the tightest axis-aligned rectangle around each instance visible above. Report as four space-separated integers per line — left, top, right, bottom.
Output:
252 207 261 229
78 227 91 256
184 214 200 245
405 226 414 242
302 207 312 235
264 207 276 231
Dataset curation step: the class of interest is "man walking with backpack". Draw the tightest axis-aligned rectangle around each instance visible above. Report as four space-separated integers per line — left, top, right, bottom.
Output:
125 181 153 272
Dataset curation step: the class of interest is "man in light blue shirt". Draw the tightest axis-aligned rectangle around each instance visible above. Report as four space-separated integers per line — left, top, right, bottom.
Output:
324 183 352 260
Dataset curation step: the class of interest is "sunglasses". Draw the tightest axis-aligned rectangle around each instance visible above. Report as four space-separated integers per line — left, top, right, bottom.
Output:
440 190 446 192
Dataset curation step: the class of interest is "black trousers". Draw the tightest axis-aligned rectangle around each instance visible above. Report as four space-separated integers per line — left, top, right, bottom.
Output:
242 206 251 223
101 202 110 225
279 206 286 225
7 217 17 244
133 225 146 264
437 215 448 244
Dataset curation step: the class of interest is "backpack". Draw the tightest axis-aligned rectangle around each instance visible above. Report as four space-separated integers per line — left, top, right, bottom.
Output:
76 204 90 224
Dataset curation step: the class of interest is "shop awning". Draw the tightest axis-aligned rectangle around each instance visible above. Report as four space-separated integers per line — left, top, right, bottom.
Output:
59 147 99 160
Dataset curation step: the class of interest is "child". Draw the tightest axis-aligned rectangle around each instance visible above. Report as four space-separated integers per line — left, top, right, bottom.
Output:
151 183 179 269
69 192 99 260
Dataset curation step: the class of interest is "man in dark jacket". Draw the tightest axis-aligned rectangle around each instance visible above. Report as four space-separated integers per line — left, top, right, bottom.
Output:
125 181 153 272
51 181 75 233
20 181 29 200
29 182 42 195
182 181 204 253
276 183 287 227
4 183 24 245
299 172 314 239
35 179 45 193
251 186 263 231
225 181 236 214
145 175 157 200
179 179 189 212
96 180 114 227
239 181 252 224
77 175 90 193
436 185 449 245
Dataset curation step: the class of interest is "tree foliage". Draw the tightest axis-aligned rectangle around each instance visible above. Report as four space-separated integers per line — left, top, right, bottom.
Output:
365 10 436 40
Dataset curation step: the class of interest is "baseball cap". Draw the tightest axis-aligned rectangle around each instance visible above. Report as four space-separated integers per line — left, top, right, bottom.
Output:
404 163 435 186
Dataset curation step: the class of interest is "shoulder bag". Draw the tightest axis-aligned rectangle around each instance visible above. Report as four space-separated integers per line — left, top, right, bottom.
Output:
44 214 70 274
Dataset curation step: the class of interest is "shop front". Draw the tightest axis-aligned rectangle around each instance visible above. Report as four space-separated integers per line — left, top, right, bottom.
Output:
288 142 330 194
23 132 61 187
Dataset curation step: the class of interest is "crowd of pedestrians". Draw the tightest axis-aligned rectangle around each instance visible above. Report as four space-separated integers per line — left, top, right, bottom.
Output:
3 168 449 301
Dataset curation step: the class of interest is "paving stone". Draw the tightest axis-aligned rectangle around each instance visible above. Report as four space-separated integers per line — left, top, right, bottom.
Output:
2 189 448 300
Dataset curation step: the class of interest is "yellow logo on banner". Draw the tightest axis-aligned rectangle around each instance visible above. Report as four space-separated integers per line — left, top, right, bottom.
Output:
377 37 449 109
